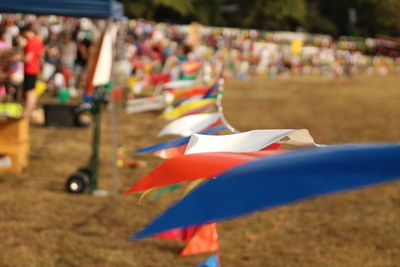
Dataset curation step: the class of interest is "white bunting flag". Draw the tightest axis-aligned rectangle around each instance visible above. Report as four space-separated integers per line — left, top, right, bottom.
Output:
157 113 221 137
185 129 315 154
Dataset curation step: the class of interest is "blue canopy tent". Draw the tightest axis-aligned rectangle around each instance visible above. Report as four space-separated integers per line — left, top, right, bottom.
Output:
0 0 124 19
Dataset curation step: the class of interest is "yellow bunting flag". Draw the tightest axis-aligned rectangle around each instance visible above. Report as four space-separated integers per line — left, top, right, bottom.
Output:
161 98 216 120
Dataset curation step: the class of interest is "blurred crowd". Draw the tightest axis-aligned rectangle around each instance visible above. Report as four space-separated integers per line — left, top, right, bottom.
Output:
0 14 108 117
0 14 399 119
124 20 400 81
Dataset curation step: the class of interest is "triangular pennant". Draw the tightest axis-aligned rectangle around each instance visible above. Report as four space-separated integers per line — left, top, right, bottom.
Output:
185 129 315 154
125 150 288 194
180 223 219 257
174 85 212 100
176 103 218 119
155 225 200 242
135 125 228 153
161 99 217 120
158 113 221 137
153 145 187 159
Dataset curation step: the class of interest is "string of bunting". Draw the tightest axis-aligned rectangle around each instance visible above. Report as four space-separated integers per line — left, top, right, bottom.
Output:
128 67 240 265
126 63 400 266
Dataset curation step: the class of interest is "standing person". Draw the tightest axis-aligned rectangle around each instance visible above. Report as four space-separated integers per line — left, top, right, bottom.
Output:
74 31 92 90
21 23 43 118
0 26 11 50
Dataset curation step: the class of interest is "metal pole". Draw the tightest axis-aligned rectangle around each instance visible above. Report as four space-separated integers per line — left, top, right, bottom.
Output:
109 19 122 197
109 83 120 196
90 90 102 192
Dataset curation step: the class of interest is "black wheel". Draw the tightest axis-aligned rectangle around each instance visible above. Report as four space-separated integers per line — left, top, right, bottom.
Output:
66 172 91 194
77 167 93 179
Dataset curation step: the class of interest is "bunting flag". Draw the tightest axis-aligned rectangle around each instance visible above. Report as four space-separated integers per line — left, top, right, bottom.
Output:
135 125 228 153
182 60 201 76
132 144 400 239
180 223 219 257
176 103 218 119
161 99 217 120
153 145 187 159
170 81 218 105
154 225 200 242
196 254 219 267
157 113 221 137
150 73 170 86
164 80 199 89
125 150 288 194
172 95 208 108
185 129 315 154
126 95 167 114
154 224 219 257
202 81 220 99
174 85 213 101
92 24 117 87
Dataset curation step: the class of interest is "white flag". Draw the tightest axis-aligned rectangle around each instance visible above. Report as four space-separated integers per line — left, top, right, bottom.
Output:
157 113 221 137
185 129 315 154
92 24 117 87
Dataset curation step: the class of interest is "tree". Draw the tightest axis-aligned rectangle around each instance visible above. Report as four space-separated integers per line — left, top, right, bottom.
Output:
228 0 307 30
120 0 194 20
119 0 400 37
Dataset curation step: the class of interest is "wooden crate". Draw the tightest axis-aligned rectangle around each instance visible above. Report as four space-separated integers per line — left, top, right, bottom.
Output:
0 118 29 143
0 141 30 173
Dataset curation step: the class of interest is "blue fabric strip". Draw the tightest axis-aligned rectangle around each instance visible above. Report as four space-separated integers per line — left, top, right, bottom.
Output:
135 125 228 153
132 144 400 239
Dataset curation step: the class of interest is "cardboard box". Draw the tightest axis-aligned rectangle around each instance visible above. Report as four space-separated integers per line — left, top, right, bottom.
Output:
0 118 29 143
0 141 30 173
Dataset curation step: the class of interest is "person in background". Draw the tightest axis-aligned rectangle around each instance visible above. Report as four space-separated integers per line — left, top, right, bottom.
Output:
74 31 92 90
0 26 11 50
43 31 62 83
21 23 43 118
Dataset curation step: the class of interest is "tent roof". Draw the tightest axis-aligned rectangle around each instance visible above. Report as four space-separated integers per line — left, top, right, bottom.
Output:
0 0 123 19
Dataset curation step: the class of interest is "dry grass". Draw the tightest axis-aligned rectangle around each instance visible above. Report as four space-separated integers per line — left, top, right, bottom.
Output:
0 75 400 266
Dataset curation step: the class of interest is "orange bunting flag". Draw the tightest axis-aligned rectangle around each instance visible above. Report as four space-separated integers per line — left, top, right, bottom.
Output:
174 85 212 100
180 223 219 257
153 145 187 159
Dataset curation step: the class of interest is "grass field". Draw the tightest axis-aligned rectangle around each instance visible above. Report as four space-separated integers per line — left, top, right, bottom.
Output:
1 75 400 266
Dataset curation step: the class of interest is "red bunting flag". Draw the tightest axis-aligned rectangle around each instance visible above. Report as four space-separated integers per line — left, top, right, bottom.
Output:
125 150 288 194
155 225 200 242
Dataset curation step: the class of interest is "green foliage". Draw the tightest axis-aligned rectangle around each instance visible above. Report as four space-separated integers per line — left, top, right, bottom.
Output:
152 0 194 15
192 0 225 25
121 0 400 37
120 0 194 19
303 1 338 35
